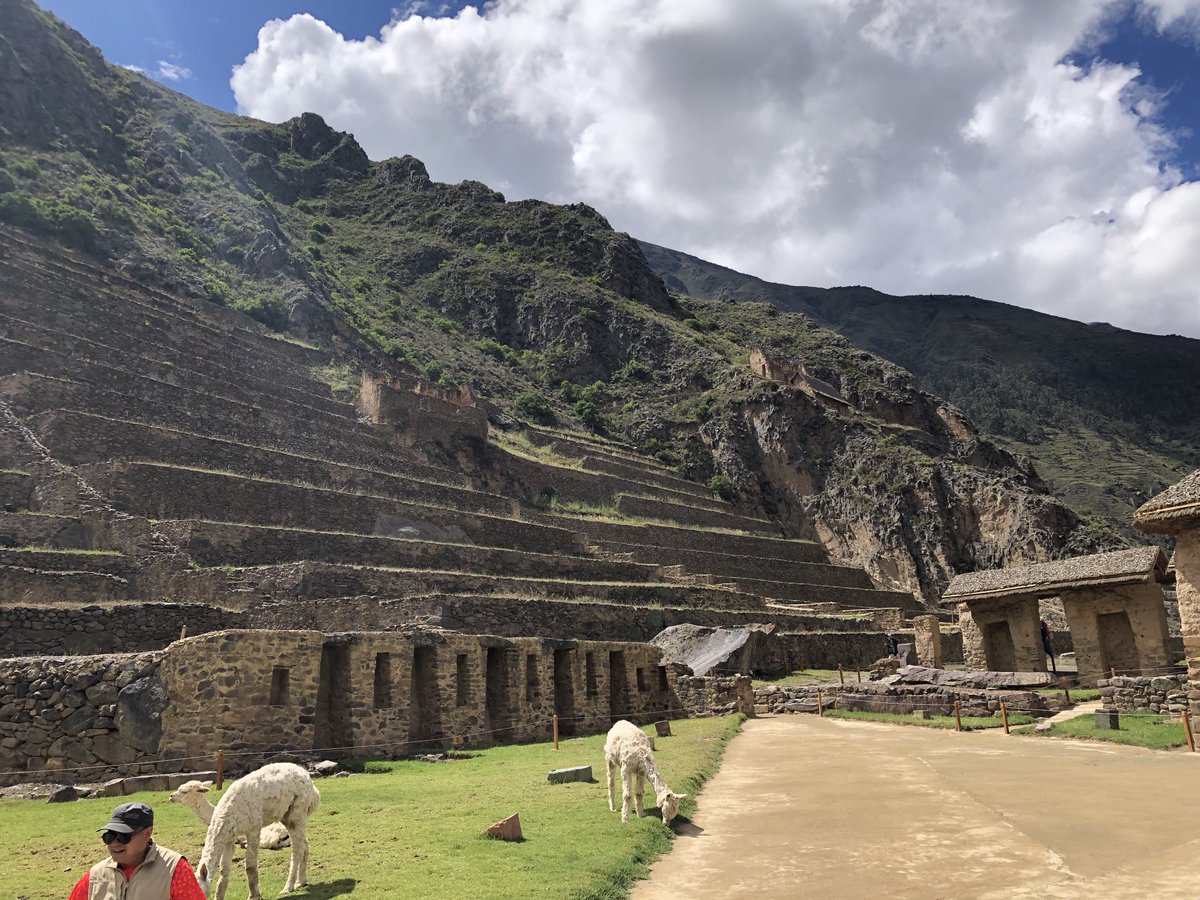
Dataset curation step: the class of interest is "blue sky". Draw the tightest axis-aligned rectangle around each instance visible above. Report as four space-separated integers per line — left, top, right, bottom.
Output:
34 1 1200 337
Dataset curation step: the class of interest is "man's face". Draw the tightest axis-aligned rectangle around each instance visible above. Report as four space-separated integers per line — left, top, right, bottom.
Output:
104 826 153 866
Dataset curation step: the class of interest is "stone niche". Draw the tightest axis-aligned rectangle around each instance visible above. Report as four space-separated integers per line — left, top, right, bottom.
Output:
1059 583 1172 679
956 598 1044 673
359 372 488 449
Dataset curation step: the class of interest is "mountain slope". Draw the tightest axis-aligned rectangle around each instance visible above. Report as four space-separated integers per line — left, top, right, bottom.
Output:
640 240 1200 543
0 0 1115 602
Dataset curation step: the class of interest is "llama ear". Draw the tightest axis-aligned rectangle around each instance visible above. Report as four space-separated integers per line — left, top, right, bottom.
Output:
200 781 213 791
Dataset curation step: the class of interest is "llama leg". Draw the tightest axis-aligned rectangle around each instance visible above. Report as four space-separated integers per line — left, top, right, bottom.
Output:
621 765 633 823
245 838 261 900
215 847 233 900
607 758 617 812
635 770 645 818
286 828 309 892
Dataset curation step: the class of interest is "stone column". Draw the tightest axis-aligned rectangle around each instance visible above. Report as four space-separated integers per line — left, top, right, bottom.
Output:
957 603 985 671
1175 534 1200 715
912 615 943 668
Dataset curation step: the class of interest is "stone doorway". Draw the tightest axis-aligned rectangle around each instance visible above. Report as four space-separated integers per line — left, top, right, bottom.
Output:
609 650 629 722
1097 611 1140 676
409 645 441 748
314 642 352 754
983 621 1017 672
554 649 577 736
485 647 512 741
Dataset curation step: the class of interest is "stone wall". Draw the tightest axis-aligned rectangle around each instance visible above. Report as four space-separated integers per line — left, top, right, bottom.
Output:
912 615 943 668
673 674 753 718
754 682 1051 719
0 651 165 785
360 373 488 449
1099 673 1189 714
1060 583 1172 678
0 604 238 656
957 596 1044 672
1173 533 1200 716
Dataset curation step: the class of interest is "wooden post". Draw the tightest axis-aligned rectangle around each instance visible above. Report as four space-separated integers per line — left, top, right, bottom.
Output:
179 625 188 640
1000 700 1009 735
215 749 224 790
816 689 824 717
1061 677 1071 706
838 665 845 686
1184 709 1196 753
552 714 559 750
856 669 862 684
953 701 962 732
1110 667 1116 680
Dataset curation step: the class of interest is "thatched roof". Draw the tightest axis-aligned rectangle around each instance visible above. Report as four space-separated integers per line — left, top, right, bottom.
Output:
1134 469 1200 535
942 547 1167 604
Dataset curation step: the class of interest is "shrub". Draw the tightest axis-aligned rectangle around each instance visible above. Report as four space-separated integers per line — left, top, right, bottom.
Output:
707 474 735 500
514 390 555 424
433 316 462 334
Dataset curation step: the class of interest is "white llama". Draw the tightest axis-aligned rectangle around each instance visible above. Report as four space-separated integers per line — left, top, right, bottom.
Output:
169 780 292 849
194 762 320 900
604 719 686 825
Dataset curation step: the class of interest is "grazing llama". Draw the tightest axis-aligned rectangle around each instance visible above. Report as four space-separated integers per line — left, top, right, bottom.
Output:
169 780 291 849
194 763 319 900
604 719 686 825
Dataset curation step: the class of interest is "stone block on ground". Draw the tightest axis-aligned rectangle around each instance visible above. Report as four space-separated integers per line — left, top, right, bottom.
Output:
547 765 592 784
47 785 78 803
1095 709 1120 730
313 760 339 777
486 812 523 841
654 720 672 737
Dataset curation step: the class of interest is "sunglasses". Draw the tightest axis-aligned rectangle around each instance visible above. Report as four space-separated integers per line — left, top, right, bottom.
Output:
102 829 144 845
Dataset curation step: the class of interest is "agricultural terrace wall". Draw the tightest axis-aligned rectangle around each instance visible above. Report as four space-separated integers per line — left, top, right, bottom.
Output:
0 604 237 656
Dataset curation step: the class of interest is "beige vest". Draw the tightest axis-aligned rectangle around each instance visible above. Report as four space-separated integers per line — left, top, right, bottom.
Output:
88 842 182 900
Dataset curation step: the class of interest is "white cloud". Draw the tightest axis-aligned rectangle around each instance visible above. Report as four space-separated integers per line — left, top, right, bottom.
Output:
156 60 192 82
231 0 1200 338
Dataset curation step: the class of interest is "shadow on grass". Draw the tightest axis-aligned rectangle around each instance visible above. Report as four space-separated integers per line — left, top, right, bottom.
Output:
295 878 358 898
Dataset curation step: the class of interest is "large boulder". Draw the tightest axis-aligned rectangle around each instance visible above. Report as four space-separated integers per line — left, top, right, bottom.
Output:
115 676 168 753
893 666 1054 690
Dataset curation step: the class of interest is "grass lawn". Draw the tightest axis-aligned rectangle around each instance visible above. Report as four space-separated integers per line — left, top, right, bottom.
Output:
0 716 742 900
1030 713 1191 750
825 709 1036 731
751 668 845 689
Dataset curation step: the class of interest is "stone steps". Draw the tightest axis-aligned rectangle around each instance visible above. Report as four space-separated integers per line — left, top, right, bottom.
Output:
0 564 130 603
28 411 512 516
563 516 830 562
2 369 468 487
223 562 766 611
0 310 354 423
0 512 91 549
592 539 875 588
167 519 659 582
0 234 333 371
85 461 584 555
244 592 882 644
612 493 781 534
0 548 130 575
579 454 713 501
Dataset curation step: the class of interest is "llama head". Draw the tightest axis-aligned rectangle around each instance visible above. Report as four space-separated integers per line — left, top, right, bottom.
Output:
656 790 687 825
169 780 213 806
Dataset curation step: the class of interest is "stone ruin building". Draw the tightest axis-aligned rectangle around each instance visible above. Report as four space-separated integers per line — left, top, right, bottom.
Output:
0 229 926 783
944 546 1173 679
1134 469 1200 716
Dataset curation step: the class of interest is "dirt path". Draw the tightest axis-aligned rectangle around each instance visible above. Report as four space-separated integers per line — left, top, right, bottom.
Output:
631 715 1200 899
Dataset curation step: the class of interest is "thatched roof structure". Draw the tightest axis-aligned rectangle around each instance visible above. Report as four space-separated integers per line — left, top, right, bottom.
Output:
942 547 1167 604
1134 469 1200 535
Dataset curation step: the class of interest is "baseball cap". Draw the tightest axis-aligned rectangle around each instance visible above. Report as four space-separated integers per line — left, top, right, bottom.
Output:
99 802 154 834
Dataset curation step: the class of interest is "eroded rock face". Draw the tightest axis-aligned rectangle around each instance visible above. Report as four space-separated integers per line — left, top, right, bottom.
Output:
703 381 1108 603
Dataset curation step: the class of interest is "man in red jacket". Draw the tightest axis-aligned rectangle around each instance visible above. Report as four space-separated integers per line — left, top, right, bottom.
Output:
68 801 206 900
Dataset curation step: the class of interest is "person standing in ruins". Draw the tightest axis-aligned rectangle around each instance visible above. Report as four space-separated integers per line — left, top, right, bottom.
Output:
1039 619 1057 675
68 801 206 900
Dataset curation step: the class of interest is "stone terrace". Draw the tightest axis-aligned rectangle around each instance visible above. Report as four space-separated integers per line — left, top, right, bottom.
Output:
0 229 914 669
